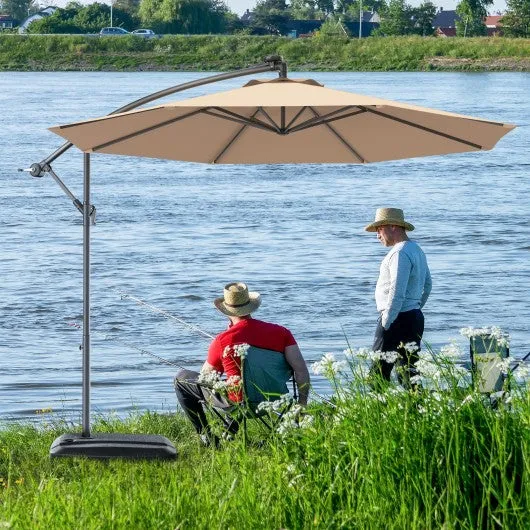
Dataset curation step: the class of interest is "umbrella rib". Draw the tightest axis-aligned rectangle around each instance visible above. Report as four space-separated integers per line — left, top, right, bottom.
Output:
257 107 282 133
203 108 278 133
91 108 206 152
308 107 366 163
212 109 261 164
359 107 484 150
288 106 360 134
285 106 308 130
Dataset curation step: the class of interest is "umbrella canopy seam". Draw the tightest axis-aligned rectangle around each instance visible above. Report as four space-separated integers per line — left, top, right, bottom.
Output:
91 108 206 153
212 109 261 164
308 107 366 163
360 106 484 150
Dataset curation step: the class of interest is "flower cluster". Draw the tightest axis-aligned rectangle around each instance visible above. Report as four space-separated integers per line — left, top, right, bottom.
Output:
256 393 293 414
460 326 510 348
311 353 348 378
439 341 464 360
344 348 399 364
197 369 230 393
277 405 314 436
223 343 250 359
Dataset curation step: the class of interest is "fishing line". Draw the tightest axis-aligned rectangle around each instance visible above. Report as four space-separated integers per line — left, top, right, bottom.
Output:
67 322 187 371
113 289 215 341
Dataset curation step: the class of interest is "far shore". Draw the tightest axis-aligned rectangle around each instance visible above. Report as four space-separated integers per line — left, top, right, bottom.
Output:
1 34 529 72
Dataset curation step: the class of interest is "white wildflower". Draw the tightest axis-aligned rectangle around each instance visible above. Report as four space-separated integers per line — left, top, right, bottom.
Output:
495 357 511 375
233 343 250 359
514 362 530 379
415 359 442 381
410 375 423 386
344 347 373 359
312 353 347 378
439 342 464 360
380 351 399 364
223 343 250 359
256 394 293 414
197 370 222 386
460 326 510 348
401 342 420 354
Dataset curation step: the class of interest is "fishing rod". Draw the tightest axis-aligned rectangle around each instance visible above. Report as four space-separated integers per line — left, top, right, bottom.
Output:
113 289 215 341
67 322 187 370
510 351 530 376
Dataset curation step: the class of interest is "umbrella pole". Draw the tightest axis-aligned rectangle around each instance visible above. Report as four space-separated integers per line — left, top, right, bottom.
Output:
49 152 177 459
82 152 91 437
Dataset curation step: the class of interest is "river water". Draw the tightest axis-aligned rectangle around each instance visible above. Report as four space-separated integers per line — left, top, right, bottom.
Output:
1 71 529 422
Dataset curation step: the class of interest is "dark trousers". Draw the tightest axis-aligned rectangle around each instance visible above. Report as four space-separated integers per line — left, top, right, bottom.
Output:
174 369 233 434
370 309 425 388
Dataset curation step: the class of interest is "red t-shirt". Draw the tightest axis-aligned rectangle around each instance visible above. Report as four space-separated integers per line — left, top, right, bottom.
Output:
207 318 297 402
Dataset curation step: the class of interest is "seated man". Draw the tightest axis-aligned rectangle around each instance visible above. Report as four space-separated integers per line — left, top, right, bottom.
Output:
174 281 310 446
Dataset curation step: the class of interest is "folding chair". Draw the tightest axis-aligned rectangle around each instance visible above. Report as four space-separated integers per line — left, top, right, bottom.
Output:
470 333 509 396
202 345 298 443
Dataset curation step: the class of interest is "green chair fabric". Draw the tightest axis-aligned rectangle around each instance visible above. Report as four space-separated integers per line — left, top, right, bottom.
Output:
243 346 292 407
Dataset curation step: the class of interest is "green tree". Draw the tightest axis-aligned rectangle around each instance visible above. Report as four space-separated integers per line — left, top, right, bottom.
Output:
0 0 39 22
410 0 436 36
139 0 232 33
378 0 415 35
337 0 384 21
290 0 316 20
115 0 142 18
27 3 135 33
501 0 530 37
251 0 292 34
456 0 492 36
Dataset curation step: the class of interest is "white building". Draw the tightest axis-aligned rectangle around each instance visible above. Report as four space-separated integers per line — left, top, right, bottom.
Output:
18 7 57 34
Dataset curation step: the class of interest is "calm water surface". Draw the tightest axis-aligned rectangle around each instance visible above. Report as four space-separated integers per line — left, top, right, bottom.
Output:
1 71 529 422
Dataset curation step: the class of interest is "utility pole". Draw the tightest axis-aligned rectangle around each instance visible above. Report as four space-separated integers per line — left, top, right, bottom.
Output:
110 0 113 27
359 0 363 39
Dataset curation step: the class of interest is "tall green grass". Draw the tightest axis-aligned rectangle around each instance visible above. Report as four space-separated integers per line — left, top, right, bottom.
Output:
0 35 529 71
1 340 529 529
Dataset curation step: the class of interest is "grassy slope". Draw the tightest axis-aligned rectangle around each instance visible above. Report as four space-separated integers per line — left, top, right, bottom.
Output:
0 35 529 71
1 386 529 529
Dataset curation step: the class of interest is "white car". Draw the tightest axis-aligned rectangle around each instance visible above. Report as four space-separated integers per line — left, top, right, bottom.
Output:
131 29 157 38
99 27 130 36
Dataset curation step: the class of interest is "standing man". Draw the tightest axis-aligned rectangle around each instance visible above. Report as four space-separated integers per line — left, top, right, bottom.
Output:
365 208 432 387
174 282 310 446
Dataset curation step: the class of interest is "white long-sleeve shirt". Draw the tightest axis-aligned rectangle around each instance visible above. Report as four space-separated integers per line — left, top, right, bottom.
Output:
375 240 432 330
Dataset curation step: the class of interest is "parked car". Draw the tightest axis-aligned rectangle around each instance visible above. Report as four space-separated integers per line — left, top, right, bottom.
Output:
131 29 157 38
99 27 130 36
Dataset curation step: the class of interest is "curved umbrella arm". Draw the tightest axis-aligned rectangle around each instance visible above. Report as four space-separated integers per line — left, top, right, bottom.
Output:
26 55 287 174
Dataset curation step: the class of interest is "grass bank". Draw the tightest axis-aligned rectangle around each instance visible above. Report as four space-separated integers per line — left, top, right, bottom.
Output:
1 34 529 71
1 340 529 529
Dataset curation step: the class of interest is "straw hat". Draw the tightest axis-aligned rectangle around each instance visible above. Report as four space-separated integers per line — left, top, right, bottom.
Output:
364 208 415 232
214 282 261 317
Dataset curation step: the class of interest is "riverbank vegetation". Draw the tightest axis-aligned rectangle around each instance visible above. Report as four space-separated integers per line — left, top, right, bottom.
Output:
1 34 529 71
1 335 529 529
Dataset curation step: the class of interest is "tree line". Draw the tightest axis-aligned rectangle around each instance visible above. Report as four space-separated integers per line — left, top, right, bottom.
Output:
0 0 528 37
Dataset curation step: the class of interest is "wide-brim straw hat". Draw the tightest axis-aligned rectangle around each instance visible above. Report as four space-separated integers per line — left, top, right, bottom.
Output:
214 282 261 317
364 207 415 232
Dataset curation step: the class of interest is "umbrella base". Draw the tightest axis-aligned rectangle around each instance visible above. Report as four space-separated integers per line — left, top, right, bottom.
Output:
50 433 177 460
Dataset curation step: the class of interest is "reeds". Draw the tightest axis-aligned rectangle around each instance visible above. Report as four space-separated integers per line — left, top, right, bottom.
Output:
0 35 529 72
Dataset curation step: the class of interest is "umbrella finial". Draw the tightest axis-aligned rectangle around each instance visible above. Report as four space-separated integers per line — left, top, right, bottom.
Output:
264 55 288 78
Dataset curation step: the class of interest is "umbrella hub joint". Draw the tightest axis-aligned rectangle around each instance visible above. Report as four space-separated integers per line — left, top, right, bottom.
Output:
264 54 288 78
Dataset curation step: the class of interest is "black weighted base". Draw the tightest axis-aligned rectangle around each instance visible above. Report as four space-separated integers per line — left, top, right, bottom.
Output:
50 433 177 460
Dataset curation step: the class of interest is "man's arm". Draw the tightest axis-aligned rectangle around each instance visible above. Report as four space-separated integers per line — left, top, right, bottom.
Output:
421 265 432 308
383 251 412 330
201 361 216 373
284 344 310 405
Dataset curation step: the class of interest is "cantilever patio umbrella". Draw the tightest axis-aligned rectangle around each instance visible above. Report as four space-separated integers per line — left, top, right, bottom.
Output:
49 77 515 164
31 57 515 459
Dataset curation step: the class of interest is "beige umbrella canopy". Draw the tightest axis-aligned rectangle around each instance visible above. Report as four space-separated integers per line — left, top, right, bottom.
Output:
49 78 515 164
